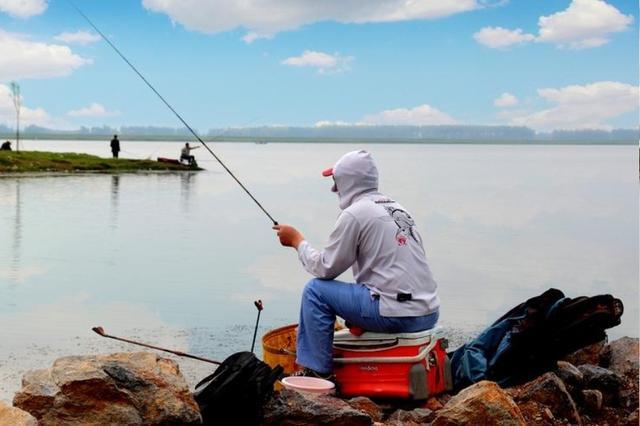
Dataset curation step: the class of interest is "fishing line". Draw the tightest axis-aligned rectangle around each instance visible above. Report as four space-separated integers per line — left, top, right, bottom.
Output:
141 118 261 161
69 2 278 225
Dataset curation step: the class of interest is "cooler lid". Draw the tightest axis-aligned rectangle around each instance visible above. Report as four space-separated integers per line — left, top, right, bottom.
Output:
333 326 444 347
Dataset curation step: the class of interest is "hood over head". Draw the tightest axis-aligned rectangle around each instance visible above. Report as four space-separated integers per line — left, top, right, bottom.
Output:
325 150 379 209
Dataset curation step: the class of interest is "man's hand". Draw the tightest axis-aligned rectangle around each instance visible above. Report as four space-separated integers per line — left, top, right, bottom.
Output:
272 224 304 249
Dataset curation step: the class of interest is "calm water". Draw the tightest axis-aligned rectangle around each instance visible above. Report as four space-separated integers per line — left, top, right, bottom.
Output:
0 140 638 400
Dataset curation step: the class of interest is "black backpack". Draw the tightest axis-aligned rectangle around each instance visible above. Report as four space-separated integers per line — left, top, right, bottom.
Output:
194 351 284 425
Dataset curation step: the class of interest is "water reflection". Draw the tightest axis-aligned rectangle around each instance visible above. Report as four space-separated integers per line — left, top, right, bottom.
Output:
110 175 120 230
9 179 22 285
180 172 197 211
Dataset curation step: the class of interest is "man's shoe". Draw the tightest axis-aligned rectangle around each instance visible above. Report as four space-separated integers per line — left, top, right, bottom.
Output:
291 368 334 381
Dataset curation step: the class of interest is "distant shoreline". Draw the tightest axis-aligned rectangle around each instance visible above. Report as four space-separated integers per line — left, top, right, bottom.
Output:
2 135 635 145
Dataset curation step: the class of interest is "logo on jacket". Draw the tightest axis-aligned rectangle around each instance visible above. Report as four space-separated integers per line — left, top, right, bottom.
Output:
384 206 417 246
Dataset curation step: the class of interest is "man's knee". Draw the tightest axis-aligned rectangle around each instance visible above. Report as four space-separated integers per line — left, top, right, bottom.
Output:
302 278 323 298
303 278 338 302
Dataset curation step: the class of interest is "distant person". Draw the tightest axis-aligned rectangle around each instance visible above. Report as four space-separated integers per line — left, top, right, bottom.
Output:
110 135 120 158
180 142 200 166
1 141 11 151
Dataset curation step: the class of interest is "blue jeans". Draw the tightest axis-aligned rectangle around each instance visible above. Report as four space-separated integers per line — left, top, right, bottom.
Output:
297 278 439 374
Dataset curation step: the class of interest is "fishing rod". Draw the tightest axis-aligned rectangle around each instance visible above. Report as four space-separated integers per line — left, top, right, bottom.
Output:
69 2 278 225
92 326 221 365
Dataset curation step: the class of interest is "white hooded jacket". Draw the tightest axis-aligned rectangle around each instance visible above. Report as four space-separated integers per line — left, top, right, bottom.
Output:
297 150 440 317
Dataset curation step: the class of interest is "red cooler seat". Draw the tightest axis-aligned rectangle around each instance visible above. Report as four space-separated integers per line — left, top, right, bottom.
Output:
332 327 452 399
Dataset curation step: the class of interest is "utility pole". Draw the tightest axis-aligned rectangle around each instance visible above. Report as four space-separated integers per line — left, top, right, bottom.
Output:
9 82 20 152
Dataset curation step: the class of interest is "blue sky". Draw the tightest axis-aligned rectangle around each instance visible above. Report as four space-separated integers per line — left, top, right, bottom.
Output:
0 0 637 131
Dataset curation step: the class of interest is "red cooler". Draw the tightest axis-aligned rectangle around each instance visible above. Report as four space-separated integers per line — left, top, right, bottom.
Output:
332 327 452 399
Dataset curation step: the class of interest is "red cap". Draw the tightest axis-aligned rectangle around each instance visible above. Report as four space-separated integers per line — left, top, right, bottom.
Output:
321 167 333 177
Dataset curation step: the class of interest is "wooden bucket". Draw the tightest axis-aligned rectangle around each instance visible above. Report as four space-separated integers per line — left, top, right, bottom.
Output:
262 323 299 375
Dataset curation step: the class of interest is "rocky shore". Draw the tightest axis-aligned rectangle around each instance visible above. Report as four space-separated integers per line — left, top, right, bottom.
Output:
5 336 638 425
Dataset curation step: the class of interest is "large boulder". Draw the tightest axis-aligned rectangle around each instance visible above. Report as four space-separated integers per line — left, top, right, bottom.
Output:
563 340 606 366
513 372 581 425
432 381 525 426
602 337 639 380
602 337 639 410
263 388 372 426
555 361 584 389
0 400 37 426
13 352 202 425
577 364 624 406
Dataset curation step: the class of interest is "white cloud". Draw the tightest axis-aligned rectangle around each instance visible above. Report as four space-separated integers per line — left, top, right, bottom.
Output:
473 27 535 48
0 84 57 128
317 104 457 126
494 92 518 107
509 81 639 131
142 0 478 39
67 103 119 118
475 0 633 50
0 0 46 18
54 30 101 45
0 30 90 80
282 50 353 74
242 31 273 43
363 104 457 126
537 0 633 49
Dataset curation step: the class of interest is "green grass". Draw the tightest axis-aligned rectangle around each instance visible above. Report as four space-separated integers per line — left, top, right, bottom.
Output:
0 151 201 173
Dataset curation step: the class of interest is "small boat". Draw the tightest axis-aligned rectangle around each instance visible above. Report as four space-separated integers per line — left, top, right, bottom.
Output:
157 157 181 165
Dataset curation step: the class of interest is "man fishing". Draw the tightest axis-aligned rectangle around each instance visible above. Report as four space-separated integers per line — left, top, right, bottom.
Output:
181 142 200 166
273 150 440 378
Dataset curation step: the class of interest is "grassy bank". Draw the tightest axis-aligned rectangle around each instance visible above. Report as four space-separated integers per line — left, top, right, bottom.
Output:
0 151 201 173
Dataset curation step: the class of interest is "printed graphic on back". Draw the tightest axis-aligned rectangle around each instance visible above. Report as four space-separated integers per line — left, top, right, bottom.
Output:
384 206 417 246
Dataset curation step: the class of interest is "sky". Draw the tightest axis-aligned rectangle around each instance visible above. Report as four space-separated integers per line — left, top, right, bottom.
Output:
0 0 637 132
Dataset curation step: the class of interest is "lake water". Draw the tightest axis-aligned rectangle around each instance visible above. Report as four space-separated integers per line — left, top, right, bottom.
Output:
0 140 638 401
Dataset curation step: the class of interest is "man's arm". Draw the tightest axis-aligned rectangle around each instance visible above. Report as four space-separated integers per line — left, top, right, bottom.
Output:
273 212 359 280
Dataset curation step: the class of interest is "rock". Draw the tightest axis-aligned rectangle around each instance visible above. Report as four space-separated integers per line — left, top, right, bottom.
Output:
514 400 554 426
387 408 434 424
556 360 584 389
617 387 639 409
432 381 525 426
13 352 201 425
263 388 372 426
581 389 603 413
0 400 37 426
515 372 581 424
602 338 640 410
13 368 57 420
563 340 606 366
384 421 419 426
348 397 383 422
626 408 639 426
603 337 639 380
577 364 623 396
423 396 444 411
